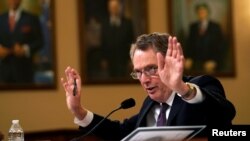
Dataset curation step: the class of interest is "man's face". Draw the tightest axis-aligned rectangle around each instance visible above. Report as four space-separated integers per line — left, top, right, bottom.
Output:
108 0 121 17
132 48 169 102
197 7 208 21
7 0 22 11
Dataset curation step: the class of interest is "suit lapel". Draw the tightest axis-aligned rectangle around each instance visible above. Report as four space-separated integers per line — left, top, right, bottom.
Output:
13 11 23 33
167 94 184 125
136 95 185 127
136 99 156 128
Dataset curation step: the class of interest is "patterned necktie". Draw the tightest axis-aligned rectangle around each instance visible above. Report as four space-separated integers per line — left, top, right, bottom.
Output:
156 103 169 126
9 13 16 31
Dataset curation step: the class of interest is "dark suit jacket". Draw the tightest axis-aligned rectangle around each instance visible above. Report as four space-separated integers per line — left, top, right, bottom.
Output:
100 16 134 77
0 10 43 83
79 75 236 140
186 21 228 71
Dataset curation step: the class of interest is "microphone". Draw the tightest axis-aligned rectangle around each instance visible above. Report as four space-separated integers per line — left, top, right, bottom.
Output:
120 98 136 109
71 98 136 141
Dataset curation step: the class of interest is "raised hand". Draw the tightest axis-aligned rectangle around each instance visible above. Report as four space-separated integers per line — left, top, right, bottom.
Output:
157 36 185 92
61 66 87 120
0 45 11 58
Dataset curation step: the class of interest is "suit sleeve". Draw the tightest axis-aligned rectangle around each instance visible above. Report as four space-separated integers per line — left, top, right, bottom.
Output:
186 75 236 126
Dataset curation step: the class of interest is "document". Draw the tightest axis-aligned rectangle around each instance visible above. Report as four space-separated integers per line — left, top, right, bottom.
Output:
121 125 206 141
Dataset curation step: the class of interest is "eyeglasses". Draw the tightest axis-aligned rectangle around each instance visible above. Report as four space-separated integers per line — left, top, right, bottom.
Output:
130 65 158 79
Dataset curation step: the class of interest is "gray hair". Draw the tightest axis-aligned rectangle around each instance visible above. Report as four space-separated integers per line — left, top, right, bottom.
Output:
129 32 170 60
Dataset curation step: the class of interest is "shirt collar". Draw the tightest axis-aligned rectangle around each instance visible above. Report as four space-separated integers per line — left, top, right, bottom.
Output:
9 8 21 21
162 91 175 107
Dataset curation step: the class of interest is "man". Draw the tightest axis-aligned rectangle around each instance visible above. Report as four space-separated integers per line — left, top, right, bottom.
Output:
185 3 228 74
0 0 43 83
100 0 134 78
61 33 235 140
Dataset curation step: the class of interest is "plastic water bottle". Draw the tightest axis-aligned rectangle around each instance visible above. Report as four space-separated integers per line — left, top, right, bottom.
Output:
8 120 24 141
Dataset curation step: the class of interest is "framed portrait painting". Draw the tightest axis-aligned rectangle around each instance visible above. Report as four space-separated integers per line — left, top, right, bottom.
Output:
78 0 148 84
0 0 56 90
168 0 235 77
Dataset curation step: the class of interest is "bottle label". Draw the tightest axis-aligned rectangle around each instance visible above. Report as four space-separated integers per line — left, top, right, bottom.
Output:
8 132 24 141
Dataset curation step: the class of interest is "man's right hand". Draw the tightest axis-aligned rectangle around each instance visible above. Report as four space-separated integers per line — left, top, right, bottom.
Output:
61 66 87 120
0 45 11 59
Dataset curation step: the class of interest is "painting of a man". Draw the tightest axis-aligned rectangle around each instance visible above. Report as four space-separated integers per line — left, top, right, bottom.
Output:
169 0 234 76
0 0 44 84
82 0 148 82
185 3 228 74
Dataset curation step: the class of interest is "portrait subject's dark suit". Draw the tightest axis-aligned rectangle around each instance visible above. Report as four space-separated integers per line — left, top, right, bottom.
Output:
100 16 134 77
186 21 228 72
78 75 236 140
0 10 43 83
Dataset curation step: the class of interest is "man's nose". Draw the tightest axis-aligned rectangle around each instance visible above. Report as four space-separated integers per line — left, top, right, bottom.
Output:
140 73 150 83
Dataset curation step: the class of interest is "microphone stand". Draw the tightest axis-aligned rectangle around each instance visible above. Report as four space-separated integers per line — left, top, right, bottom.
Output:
71 106 122 141
71 98 135 141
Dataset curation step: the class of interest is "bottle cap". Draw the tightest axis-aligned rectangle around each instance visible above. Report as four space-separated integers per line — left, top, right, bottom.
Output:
12 120 19 124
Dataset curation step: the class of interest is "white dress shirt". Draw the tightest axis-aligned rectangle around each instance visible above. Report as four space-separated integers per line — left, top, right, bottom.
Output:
74 83 204 127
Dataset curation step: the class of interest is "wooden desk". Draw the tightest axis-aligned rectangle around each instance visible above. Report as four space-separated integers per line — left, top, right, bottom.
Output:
25 129 99 141
0 131 4 141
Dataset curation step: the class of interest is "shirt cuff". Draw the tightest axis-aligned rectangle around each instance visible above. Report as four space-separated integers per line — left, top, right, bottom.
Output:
22 44 30 57
178 83 204 103
74 110 94 127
